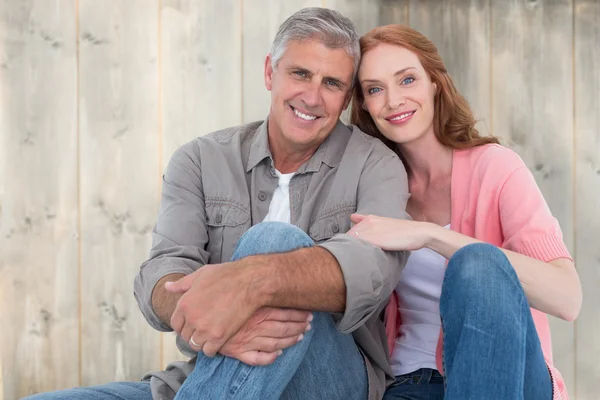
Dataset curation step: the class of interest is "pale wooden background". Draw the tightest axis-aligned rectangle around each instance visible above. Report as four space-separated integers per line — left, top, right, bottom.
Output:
0 0 598 399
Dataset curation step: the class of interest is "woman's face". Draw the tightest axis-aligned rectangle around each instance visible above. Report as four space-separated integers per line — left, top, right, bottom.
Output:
358 43 437 146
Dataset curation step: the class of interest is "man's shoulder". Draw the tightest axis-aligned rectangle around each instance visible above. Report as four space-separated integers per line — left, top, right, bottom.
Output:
200 120 263 145
168 121 263 169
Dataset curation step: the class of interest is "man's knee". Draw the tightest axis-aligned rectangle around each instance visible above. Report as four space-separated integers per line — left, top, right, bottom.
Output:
233 222 314 259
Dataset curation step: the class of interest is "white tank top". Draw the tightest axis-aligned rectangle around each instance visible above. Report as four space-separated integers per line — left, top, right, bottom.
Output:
390 225 449 376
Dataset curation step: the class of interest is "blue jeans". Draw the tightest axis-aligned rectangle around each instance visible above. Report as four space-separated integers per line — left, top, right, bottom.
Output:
25 222 368 400
383 243 552 400
175 221 367 400
383 368 444 400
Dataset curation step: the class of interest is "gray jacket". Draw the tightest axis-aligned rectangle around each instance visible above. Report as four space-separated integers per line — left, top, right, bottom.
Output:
134 119 410 399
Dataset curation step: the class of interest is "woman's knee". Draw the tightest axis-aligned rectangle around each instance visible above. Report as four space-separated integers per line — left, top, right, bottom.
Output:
446 243 514 284
443 243 520 305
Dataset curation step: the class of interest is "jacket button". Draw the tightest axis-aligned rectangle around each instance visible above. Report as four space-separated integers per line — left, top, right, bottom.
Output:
258 192 267 201
332 223 339 233
215 214 222 223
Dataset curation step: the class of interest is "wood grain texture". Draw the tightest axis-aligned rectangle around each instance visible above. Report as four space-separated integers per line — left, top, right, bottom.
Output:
78 0 161 384
2 1 599 397
0 1 79 397
491 0 575 392
160 0 243 367
327 0 408 34
574 1 600 398
409 0 491 136
242 0 322 123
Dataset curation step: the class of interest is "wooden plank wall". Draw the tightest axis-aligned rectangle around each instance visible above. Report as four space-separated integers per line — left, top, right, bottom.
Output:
78 0 162 385
574 1 600 399
0 0 598 398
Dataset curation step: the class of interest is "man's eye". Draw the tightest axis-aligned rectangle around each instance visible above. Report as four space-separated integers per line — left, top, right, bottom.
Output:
294 71 308 77
326 80 341 88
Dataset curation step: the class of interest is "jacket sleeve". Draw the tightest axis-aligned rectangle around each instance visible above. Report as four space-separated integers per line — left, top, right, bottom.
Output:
319 149 411 333
497 162 572 262
133 141 210 331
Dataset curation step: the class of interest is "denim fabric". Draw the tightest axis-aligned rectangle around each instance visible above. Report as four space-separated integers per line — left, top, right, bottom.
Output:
383 368 444 400
383 243 553 400
26 222 367 400
441 243 552 400
22 382 152 400
174 221 368 400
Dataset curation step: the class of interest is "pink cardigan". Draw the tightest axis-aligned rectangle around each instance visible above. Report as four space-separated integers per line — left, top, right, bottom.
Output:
384 144 572 400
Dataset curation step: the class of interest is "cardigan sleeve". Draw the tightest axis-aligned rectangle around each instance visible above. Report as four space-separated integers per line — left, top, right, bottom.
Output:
498 163 572 262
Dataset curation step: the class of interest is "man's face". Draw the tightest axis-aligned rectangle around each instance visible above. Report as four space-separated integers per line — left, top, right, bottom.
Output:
264 39 354 152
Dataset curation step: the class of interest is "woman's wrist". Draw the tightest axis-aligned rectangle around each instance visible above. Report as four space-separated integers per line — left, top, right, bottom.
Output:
421 221 444 250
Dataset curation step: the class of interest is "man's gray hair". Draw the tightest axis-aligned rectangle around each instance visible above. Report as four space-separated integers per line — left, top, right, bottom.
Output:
270 7 361 82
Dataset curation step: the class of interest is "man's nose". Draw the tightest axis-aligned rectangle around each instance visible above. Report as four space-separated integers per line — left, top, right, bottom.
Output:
301 81 322 108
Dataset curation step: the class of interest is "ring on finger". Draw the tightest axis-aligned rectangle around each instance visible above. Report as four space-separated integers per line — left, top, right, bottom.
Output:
190 337 202 349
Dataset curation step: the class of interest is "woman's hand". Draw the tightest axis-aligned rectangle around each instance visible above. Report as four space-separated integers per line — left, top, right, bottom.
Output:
348 214 436 251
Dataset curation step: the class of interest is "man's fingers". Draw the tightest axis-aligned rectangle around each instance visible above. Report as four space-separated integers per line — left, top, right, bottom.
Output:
165 274 193 294
257 320 310 338
170 311 185 335
264 308 312 323
188 333 204 351
236 351 281 366
180 324 195 344
250 335 303 353
202 340 225 358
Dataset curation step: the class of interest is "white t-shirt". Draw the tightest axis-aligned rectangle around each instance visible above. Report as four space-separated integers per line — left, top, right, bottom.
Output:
263 169 294 223
390 225 450 376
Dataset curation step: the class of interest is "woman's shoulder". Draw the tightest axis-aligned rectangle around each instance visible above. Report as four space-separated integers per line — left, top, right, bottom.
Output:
454 143 527 181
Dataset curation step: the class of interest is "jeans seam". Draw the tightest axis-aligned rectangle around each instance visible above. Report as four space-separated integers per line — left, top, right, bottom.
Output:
229 364 255 399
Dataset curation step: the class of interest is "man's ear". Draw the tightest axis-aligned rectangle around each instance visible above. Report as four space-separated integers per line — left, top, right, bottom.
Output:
264 54 274 91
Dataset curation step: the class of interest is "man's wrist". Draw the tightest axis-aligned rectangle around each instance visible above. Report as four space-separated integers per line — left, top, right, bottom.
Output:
152 273 186 328
235 255 276 308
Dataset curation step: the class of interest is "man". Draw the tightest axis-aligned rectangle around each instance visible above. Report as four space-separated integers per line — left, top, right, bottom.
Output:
27 7 410 400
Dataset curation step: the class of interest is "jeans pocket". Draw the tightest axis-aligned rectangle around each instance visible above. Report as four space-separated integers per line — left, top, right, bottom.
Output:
389 376 412 388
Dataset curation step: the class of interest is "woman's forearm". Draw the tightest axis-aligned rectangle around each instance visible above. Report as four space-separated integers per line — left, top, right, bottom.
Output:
425 224 582 321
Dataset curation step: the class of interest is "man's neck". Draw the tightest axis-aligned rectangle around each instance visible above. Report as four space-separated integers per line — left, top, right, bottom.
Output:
267 121 323 174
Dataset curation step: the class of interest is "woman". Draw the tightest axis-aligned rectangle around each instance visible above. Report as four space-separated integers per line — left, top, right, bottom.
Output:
348 25 581 400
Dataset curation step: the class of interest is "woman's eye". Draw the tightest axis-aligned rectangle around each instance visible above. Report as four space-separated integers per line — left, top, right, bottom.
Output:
367 87 382 94
401 77 415 85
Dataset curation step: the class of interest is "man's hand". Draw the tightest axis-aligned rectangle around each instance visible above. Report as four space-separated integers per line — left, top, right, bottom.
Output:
166 260 269 357
220 307 312 365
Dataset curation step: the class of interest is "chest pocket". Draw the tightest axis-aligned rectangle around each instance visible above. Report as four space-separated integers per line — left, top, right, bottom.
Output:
308 204 355 243
205 200 249 263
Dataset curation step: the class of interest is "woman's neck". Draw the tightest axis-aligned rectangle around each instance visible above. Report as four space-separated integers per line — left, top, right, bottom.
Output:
398 133 453 185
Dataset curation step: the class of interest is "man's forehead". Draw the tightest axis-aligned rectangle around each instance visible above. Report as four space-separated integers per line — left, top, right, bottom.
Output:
278 41 354 80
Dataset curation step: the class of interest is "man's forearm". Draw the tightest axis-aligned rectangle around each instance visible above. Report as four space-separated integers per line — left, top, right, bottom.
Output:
242 246 346 312
152 273 186 328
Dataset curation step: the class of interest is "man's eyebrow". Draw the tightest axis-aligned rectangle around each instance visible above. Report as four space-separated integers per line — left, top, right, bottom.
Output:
323 76 348 88
286 65 349 88
360 67 417 84
285 65 312 75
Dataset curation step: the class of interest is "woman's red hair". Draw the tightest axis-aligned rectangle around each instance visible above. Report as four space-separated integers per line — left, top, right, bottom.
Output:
351 25 498 154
